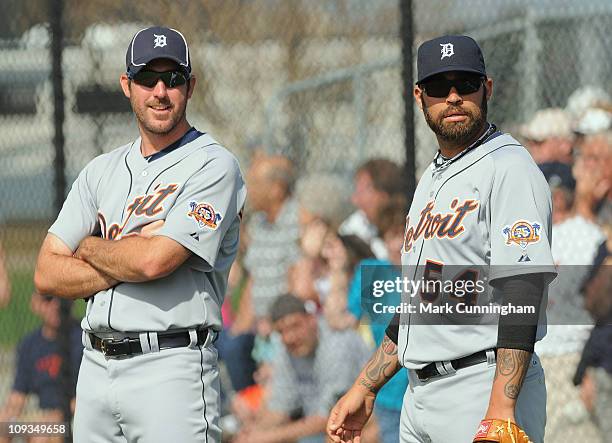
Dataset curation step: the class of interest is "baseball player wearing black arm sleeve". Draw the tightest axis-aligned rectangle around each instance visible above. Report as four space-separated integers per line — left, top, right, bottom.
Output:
327 35 556 443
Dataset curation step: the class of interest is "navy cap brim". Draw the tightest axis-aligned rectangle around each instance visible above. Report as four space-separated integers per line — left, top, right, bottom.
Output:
417 66 486 84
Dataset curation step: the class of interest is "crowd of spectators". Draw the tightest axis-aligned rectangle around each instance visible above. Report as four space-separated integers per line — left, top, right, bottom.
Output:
215 155 409 443
520 87 611 442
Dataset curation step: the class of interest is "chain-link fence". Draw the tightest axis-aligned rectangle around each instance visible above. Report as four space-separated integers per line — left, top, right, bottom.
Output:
0 0 610 441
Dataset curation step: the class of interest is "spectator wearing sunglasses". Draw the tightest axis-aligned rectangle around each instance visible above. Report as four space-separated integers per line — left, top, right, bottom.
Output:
0 293 82 443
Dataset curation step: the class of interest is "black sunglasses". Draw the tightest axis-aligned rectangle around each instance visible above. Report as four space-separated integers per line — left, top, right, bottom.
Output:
419 75 484 98
132 70 188 88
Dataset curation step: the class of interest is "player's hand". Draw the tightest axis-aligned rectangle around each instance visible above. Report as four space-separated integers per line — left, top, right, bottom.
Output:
74 237 94 259
327 384 376 443
138 220 165 238
321 232 348 272
300 219 329 258
573 158 610 202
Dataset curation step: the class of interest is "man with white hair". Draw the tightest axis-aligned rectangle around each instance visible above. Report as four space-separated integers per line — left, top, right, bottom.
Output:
520 108 575 165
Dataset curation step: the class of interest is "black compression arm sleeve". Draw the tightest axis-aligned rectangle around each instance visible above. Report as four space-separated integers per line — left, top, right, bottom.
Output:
495 273 545 353
385 313 400 345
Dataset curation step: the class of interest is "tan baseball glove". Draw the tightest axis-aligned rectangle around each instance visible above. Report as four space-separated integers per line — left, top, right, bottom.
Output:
472 418 533 443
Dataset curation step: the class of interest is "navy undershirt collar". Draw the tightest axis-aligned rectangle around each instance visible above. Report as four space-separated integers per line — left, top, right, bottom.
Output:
144 126 204 162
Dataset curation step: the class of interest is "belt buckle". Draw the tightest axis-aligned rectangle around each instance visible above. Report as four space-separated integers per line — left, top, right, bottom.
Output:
100 337 130 356
415 368 430 382
100 338 112 356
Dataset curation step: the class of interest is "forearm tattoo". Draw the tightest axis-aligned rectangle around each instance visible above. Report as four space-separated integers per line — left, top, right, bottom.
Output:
358 335 399 393
494 348 531 400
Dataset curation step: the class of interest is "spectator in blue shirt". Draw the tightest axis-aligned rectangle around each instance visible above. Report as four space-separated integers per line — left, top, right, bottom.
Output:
0 292 82 442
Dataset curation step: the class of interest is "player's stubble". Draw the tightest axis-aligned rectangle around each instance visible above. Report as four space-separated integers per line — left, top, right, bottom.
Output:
129 83 190 136
422 90 488 146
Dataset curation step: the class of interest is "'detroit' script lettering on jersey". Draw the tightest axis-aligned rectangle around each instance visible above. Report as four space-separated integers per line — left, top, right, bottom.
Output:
98 184 179 240
403 199 479 253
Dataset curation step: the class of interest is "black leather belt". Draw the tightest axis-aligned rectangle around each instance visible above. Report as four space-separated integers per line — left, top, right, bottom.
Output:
415 349 497 381
89 329 209 357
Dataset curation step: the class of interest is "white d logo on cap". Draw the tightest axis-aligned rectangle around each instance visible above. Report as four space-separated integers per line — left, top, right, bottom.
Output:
440 43 454 59
153 34 167 48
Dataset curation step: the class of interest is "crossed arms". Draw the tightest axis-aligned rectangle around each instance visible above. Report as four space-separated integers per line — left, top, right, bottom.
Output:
34 221 191 299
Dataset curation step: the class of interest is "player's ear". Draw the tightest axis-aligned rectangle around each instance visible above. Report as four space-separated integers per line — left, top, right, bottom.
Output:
484 77 493 100
186 75 196 99
413 85 424 110
120 74 131 99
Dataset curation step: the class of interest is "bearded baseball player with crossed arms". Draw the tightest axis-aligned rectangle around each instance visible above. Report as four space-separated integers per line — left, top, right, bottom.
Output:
327 35 556 443
34 26 245 442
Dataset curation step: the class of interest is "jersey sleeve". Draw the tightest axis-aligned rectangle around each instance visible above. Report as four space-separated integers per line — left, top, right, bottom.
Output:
155 153 246 269
489 155 557 283
48 159 101 252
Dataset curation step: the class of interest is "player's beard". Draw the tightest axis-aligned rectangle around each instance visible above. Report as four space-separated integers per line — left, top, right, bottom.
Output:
422 93 488 146
132 96 188 136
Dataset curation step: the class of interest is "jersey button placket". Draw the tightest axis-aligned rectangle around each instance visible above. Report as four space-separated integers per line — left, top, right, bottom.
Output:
431 171 443 197
135 170 148 195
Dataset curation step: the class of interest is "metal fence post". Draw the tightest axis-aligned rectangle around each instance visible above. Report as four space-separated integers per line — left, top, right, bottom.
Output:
50 0 73 441
400 0 415 200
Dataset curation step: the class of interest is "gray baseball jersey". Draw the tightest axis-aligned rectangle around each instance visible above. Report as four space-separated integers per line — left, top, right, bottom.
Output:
397 131 556 369
49 132 246 334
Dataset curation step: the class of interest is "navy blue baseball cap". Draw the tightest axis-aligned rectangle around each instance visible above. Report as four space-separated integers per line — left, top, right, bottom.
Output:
126 26 191 79
538 161 576 190
417 35 486 84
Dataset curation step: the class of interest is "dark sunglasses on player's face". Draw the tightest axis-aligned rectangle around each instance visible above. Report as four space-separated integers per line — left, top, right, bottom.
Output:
419 74 484 98
132 70 188 88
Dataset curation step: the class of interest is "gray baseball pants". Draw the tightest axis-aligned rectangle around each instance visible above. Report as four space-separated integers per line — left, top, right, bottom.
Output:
73 331 221 443
400 353 546 443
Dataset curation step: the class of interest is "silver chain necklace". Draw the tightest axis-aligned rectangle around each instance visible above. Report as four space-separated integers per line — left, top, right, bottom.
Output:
433 123 497 172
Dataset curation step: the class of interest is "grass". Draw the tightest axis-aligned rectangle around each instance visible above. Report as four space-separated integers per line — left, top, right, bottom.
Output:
0 270 86 347
0 270 38 346
0 222 85 347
